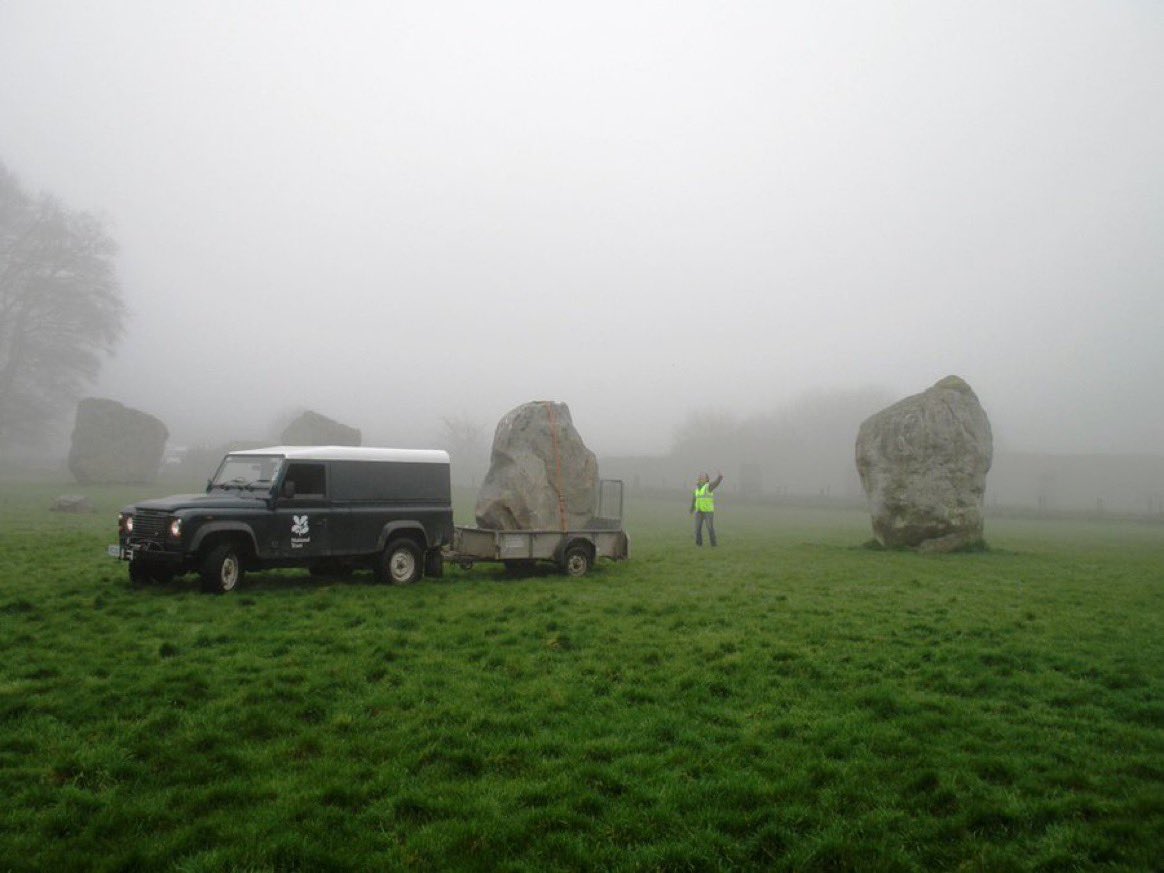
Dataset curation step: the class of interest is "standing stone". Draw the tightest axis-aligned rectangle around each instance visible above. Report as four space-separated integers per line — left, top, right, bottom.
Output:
50 495 95 514
475 401 598 530
855 376 993 551
68 398 169 485
280 410 361 446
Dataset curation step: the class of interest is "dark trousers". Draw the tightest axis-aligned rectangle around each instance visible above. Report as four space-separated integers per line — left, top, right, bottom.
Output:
694 511 716 546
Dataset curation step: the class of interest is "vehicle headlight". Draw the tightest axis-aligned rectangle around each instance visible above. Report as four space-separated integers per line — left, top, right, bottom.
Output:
121 514 134 534
169 518 182 539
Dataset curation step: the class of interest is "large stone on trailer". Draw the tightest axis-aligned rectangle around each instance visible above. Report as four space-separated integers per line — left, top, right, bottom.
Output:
280 410 361 446
855 375 993 551
475 401 598 530
68 397 169 485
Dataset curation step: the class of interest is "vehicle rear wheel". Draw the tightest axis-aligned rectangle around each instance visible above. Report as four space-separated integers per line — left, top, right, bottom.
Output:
200 543 243 594
377 539 422 585
561 545 593 578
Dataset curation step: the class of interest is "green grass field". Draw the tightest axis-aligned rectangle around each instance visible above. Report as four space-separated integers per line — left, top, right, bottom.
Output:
1 479 1161 871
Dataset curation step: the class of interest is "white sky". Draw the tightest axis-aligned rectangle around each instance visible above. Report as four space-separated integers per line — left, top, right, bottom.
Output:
1 0 1161 455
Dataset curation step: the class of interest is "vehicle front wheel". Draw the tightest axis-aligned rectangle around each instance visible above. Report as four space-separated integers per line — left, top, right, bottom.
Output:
129 561 153 586
561 545 593 578
377 539 422 585
129 562 175 586
200 544 244 594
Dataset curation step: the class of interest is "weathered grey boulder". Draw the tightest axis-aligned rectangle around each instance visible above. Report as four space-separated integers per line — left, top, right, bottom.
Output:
50 495 95 514
475 401 598 530
280 410 361 446
855 376 992 551
68 398 168 485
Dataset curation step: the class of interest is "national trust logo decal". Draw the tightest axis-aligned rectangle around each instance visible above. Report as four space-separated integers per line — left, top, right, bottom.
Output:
291 514 310 547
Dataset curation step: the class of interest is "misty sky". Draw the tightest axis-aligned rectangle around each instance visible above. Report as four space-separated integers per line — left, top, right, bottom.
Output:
1 1 1161 457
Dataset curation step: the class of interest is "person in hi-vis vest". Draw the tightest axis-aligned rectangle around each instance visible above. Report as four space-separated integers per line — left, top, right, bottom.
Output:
689 471 724 546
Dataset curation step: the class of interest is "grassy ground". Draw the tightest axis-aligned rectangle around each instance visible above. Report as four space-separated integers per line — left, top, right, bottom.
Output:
1 479 1161 871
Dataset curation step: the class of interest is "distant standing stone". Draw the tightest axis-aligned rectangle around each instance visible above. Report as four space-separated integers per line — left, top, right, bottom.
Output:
50 495 95 514
855 376 993 551
68 398 169 485
280 410 361 446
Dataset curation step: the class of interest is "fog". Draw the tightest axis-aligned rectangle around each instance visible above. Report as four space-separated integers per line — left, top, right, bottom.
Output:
1 1 1161 460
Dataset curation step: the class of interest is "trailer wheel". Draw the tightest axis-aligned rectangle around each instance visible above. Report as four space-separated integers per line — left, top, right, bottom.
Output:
378 539 422 585
200 543 243 594
561 545 593 578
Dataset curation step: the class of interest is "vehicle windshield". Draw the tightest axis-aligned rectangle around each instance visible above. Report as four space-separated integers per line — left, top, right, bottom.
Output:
209 455 283 492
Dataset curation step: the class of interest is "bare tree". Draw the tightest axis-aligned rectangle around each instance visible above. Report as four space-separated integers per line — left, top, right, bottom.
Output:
669 387 896 497
671 410 740 461
0 162 124 449
439 414 488 486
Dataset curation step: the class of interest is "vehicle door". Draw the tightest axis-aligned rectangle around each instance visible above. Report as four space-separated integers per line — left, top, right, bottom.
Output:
273 462 332 558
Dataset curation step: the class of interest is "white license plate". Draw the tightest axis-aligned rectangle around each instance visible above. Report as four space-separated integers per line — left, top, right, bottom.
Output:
107 544 123 559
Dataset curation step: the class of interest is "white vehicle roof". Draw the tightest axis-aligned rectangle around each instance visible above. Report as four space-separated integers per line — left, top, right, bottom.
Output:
231 446 450 464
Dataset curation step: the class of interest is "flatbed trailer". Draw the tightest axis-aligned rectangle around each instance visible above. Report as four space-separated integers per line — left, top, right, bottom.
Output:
447 480 629 577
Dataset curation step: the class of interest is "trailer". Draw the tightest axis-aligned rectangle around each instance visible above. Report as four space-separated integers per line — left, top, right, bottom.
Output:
448 480 629 577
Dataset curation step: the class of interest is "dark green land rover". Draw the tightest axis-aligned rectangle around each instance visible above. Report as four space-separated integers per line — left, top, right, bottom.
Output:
111 446 453 593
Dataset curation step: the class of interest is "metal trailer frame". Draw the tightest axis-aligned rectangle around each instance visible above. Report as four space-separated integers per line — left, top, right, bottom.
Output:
448 480 629 577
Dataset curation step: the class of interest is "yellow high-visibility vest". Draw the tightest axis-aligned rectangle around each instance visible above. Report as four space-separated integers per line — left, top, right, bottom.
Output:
694 483 715 513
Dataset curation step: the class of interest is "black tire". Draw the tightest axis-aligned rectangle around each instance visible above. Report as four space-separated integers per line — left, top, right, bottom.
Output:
424 549 444 580
200 543 244 594
128 561 153 586
377 539 422 585
129 562 175 586
561 545 593 578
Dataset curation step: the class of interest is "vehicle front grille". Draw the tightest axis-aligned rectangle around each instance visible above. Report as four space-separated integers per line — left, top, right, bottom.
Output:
132 510 168 540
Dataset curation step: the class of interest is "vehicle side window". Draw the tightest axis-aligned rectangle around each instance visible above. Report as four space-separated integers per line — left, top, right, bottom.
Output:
283 462 326 498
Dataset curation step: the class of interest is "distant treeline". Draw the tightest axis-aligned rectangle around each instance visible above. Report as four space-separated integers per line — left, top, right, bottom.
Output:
601 451 1164 518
